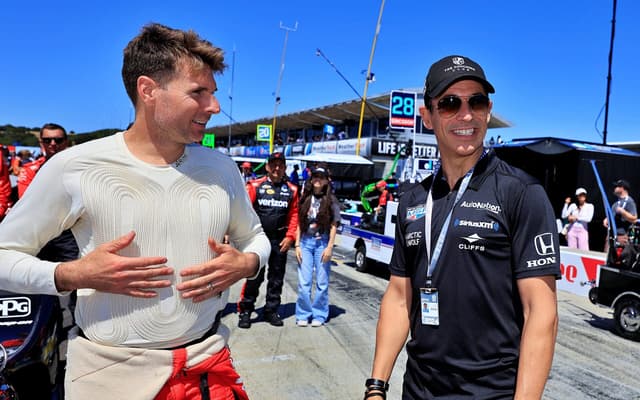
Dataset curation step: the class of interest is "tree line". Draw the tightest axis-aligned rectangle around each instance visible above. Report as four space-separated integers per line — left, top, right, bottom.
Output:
0 124 118 147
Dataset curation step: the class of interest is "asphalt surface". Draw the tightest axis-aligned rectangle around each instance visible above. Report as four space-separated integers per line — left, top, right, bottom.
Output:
221 249 640 400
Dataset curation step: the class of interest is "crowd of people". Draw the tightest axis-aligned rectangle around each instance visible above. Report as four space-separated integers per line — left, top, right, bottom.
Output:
0 22 635 400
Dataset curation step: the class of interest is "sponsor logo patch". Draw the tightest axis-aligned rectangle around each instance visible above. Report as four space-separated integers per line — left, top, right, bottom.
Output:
257 198 289 208
526 233 557 268
406 206 425 220
534 233 555 255
405 231 422 247
454 219 499 231
458 233 485 252
459 201 502 215
0 297 31 318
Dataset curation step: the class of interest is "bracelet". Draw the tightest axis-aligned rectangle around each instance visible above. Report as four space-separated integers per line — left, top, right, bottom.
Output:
365 378 389 392
363 391 385 400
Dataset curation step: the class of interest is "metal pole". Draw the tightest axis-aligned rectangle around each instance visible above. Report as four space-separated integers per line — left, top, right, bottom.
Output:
316 48 379 119
271 21 298 153
602 0 617 145
227 45 236 151
355 0 385 156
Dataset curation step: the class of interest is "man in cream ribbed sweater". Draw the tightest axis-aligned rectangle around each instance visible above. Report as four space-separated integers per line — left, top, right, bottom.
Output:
0 23 270 400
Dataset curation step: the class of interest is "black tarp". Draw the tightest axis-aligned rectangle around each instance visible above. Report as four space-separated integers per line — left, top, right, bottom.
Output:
493 137 640 252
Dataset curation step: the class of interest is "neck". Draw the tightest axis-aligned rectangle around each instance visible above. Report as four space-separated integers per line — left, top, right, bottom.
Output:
124 121 185 166
439 149 484 190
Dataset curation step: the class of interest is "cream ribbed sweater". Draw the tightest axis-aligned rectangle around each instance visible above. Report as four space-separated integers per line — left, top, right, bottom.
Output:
0 132 269 348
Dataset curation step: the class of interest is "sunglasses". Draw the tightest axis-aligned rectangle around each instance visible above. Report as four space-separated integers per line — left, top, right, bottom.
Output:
41 137 66 144
433 94 490 119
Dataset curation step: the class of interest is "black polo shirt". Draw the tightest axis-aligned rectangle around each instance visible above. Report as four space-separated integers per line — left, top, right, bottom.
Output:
389 150 560 399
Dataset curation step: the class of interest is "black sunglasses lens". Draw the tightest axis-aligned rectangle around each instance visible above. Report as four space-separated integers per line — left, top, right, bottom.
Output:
468 95 490 111
42 138 65 144
437 96 462 116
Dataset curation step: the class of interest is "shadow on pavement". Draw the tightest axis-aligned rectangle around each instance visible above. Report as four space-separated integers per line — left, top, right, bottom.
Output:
343 261 391 280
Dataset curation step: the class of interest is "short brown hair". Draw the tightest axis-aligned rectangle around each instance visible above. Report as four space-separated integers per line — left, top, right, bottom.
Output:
39 123 67 139
121 23 226 105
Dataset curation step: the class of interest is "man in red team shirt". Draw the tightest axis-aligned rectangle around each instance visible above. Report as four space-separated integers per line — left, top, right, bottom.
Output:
17 123 70 197
0 146 12 220
237 152 299 328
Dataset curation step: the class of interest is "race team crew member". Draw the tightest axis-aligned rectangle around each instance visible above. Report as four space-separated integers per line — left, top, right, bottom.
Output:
17 123 79 263
17 123 70 198
366 55 560 399
238 152 299 328
0 147 12 220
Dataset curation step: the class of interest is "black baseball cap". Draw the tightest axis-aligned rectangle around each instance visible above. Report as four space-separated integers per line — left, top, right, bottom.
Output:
423 55 495 102
267 152 286 163
613 179 630 190
311 167 329 178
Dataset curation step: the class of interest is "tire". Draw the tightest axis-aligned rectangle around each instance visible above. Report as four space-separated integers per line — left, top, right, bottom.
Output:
355 245 368 272
613 297 640 342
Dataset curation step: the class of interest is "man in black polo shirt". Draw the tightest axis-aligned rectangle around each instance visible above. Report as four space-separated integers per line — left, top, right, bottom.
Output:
365 55 560 399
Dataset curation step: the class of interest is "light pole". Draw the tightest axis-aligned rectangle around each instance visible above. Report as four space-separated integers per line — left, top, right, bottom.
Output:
271 21 298 153
356 0 385 156
227 45 236 151
602 0 617 145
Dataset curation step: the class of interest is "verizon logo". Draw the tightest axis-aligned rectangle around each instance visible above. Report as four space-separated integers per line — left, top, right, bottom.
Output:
257 198 289 208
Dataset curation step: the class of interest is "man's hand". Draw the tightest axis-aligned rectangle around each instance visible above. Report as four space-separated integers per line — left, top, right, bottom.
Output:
177 238 259 303
279 237 294 253
54 231 172 297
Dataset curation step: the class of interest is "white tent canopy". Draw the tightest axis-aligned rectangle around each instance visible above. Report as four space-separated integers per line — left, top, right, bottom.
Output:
289 153 374 165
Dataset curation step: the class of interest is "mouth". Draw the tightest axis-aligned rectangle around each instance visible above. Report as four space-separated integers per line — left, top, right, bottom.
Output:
451 128 475 136
192 119 208 127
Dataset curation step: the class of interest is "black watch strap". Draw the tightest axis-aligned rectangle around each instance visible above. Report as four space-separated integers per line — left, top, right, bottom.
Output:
365 378 389 391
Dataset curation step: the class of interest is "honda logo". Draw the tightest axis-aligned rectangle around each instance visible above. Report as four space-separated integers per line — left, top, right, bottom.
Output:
534 233 555 256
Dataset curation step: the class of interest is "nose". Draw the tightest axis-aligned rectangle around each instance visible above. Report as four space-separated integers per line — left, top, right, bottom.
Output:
206 95 221 115
456 100 473 122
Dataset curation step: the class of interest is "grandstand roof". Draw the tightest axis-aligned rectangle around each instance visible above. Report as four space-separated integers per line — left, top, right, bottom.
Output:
209 91 511 137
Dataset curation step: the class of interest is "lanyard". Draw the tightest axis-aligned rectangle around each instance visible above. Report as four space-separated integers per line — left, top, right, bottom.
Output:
424 150 487 283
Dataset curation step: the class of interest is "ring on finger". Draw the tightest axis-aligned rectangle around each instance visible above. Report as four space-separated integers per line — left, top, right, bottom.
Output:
207 282 215 291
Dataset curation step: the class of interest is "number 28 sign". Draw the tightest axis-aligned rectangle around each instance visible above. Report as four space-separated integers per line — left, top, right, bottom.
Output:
389 90 416 130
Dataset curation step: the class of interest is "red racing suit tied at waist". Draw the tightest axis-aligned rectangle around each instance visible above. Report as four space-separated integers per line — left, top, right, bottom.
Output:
155 346 248 400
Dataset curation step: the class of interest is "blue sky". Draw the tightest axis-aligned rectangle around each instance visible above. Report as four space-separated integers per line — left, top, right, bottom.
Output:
1 1 638 145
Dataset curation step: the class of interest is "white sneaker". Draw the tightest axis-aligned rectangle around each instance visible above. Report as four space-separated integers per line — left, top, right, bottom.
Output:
296 320 309 327
311 320 324 327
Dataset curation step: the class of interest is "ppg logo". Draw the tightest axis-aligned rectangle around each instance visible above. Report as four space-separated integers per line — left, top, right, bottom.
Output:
0 297 31 318
534 233 555 256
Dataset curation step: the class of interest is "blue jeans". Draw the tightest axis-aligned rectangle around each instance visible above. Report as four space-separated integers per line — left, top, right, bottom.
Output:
296 234 331 323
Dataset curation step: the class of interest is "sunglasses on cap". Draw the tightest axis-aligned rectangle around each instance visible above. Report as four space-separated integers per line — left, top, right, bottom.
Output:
41 137 66 144
432 94 490 119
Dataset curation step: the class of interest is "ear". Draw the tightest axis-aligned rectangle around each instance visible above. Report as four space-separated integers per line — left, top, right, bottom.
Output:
137 75 158 105
486 99 494 124
419 106 433 130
